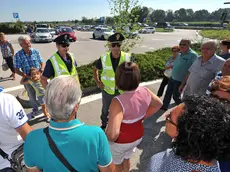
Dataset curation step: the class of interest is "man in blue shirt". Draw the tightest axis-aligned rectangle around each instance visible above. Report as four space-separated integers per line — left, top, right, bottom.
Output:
14 35 44 115
24 76 114 172
161 39 198 110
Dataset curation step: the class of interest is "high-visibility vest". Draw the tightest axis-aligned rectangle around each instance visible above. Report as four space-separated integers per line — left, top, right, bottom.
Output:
101 51 131 95
49 52 78 81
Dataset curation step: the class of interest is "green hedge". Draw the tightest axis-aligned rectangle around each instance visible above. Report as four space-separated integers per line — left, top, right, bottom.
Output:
77 43 201 89
0 22 24 34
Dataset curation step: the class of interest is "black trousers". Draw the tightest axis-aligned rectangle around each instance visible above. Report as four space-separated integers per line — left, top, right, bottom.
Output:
157 76 169 97
0 168 15 172
4 57 15 73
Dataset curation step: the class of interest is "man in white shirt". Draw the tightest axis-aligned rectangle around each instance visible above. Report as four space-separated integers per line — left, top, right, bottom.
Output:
0 92 32 172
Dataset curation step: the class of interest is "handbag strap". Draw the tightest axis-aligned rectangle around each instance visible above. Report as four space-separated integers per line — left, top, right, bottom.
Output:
43 127 78 172
0 148 11 162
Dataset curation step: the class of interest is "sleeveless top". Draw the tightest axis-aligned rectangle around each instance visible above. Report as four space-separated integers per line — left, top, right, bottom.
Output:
115 86 151 143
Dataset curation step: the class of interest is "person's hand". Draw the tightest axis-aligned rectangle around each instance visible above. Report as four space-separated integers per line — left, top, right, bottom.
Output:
39 68 44 74
178 84 185 94
97 81 104 89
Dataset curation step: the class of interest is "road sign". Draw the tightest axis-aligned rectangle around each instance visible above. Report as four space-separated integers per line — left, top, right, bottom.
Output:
100 17 105 22
13 13 19 19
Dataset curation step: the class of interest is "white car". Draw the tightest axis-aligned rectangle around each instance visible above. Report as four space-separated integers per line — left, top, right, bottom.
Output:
139 27 155 34
93 28 113 40
81 25 91 31
31 28 53 43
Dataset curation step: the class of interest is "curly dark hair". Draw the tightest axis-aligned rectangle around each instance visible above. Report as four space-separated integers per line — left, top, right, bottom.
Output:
172 95 230 162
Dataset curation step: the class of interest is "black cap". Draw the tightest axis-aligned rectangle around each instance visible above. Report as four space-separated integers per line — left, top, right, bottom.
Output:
108 33 125 43
53 34 70 45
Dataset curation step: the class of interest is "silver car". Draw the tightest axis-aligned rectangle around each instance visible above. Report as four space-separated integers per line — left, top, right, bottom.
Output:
31 28 53 43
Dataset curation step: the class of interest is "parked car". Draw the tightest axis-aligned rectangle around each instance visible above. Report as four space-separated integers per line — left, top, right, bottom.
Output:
49 28 56 36
179 23 188 26
165 26 175 31
139 27 155 34
31 28 53 43
58 27 77 42
93 28 113 40
81 25 91 31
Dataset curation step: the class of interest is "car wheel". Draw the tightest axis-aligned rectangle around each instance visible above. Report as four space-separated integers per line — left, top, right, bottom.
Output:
101 35 105 40
93 34 96 39
152 31 155 34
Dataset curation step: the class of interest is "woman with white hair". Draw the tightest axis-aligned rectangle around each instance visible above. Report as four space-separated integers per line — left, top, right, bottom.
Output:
24 76 115 172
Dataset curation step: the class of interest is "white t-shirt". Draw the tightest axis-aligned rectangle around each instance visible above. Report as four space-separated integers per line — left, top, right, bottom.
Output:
0 93 28 169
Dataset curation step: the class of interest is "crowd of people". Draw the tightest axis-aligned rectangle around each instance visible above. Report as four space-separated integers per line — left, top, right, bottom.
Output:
0 31 230 172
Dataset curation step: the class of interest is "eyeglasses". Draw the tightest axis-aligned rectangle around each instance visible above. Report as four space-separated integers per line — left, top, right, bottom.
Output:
111 43 121 48
166 113 177 126
60 44 70 48
179 43 187 46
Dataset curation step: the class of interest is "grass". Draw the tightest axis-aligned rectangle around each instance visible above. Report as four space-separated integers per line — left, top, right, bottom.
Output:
155 28 173 32
200 30 230 40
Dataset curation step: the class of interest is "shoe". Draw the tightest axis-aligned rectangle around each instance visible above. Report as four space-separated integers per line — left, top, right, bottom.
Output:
100 125 107 131
31 108 40 118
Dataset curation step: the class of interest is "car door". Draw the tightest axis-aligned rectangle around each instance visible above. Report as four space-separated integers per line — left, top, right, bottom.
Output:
95 28 101 38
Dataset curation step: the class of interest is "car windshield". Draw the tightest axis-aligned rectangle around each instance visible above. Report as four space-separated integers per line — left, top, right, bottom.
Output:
61 28 73 32
36 29 49 33
102 29 111 32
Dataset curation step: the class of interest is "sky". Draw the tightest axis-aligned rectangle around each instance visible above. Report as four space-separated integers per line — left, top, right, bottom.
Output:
0 0 229 22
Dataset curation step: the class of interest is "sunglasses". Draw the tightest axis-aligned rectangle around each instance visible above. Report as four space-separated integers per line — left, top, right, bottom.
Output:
111 43 121 48
179 43 187 46
166 113 177 126
60 44 70 48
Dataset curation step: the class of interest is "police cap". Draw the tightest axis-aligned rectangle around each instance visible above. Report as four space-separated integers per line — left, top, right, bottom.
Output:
53 34 70 45
108 33 125 43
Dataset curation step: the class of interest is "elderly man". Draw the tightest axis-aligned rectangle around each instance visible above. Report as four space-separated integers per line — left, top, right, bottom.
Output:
41 34 79 88
93 33 133 130
161 39 198 110
24 76 114 172
0 91 32 171
14 35 44 115
181 41 225 97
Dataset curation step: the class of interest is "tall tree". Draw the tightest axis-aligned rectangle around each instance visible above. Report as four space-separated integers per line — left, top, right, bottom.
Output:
193 10 210 21
165 10 174 22
174 8 187 21
150 10 166 22
186 9 194 21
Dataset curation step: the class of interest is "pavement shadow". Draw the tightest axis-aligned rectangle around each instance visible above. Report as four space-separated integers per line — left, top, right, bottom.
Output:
131 110 172 172
0 77 13 82
28 115 49 126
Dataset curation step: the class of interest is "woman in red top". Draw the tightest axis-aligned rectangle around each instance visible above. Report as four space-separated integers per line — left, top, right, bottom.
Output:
106 62 162 172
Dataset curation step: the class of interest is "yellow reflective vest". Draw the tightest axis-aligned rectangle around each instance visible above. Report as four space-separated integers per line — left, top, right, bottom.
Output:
101 51 131 95
49 52 78 81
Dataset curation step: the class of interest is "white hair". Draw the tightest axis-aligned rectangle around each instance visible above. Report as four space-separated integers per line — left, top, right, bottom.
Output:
18 35 30 44
44 75 82 121
202 41 218 50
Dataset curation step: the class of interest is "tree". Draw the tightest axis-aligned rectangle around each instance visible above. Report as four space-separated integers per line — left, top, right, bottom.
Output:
193 10 210 21
186 9 194 21
149 10 166 22
107 0 142 52
174 8 187 21
165 10 174 22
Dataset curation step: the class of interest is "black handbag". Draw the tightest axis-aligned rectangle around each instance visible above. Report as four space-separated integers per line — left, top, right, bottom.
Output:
43 127 78 172
0 144 26 172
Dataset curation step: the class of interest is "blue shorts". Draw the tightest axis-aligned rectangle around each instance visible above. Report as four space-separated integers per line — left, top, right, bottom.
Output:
37 95 45 105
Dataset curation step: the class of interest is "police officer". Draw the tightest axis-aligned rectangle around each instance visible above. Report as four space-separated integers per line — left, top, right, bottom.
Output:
41 34 79 88
93 33 133 130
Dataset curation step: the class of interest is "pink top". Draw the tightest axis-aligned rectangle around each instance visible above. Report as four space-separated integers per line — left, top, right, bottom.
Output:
115 86 151 124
